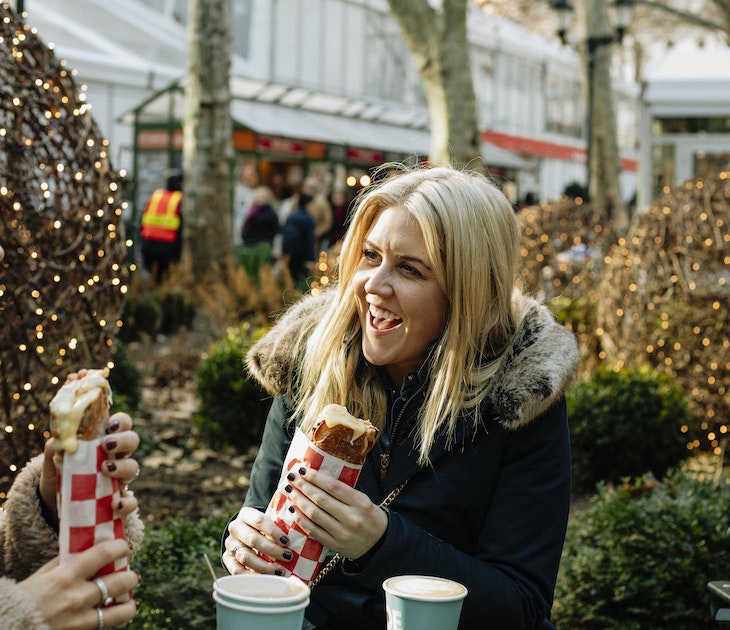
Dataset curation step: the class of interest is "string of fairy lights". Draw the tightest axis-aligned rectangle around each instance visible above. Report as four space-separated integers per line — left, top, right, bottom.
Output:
0 4 129 496
515 175 729 458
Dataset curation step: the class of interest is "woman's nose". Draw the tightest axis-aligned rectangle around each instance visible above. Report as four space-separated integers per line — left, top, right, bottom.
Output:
363 264 393 296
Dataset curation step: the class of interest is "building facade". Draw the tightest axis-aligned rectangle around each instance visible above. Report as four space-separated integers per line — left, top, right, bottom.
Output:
18 0 639 218
638 42 730 210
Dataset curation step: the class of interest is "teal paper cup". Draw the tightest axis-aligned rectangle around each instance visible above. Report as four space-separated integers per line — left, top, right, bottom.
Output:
214 574 310 629
383 575 468 630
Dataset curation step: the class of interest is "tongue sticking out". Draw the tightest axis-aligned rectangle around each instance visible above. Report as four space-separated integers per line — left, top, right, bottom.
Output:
372 314 402 331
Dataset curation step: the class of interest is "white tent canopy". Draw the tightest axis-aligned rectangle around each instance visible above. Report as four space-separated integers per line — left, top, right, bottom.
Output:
642 43 730 116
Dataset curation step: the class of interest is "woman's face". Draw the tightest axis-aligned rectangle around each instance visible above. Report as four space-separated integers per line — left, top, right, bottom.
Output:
352 207 448 386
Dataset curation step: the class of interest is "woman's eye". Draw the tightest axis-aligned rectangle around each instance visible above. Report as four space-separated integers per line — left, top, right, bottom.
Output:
363 249 380 262
401 263 423 277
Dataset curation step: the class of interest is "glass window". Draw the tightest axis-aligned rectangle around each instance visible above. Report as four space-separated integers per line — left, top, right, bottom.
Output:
654 117 730 134
545 72 583 139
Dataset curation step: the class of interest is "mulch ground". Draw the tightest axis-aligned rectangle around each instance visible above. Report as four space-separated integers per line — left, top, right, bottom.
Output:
125 331 256 527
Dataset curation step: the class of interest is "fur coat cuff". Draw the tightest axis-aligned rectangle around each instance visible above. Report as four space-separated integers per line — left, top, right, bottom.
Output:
1 454 58 582
0 577 49 630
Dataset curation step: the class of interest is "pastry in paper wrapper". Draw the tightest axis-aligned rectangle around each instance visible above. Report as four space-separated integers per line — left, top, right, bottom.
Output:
50 368 130 603
261 404 378 584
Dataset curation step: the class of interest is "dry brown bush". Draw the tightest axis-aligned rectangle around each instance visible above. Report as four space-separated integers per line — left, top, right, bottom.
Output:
517 172 729 453
597 172 729 451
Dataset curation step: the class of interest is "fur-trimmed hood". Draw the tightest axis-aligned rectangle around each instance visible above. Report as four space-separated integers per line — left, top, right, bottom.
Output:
247 289 579 430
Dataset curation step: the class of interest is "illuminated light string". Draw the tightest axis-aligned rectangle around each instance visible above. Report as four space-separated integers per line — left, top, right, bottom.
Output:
0 3 129 490
514 173 729 459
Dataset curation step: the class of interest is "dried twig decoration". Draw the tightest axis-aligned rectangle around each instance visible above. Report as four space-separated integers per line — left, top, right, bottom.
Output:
0 3 127 492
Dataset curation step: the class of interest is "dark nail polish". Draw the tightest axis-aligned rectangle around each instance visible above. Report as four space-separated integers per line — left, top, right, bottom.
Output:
106 419 120 434
283 550 293 561
288 505 295 513
284 484 292 493
275 568 284 576
279 535 289 545
286 472 295 482
117 501 124 510
106 461 117 472
298 467 306 475
105 438 117 451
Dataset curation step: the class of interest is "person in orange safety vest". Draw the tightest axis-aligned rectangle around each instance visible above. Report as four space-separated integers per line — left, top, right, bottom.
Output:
140 172 183 283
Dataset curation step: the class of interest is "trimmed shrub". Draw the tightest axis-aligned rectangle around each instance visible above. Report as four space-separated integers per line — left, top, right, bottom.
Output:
119 291 162 342
567 365 692 493
193 323 271 453
128 512 232 629
553 467 730 629
235 242 273 281
109 342 143 412
158 288 196 335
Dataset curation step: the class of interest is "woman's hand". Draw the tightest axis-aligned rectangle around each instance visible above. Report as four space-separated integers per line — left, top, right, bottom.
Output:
39 412 141 524
17 538 140 630
223 508 293 576
284 466 388 561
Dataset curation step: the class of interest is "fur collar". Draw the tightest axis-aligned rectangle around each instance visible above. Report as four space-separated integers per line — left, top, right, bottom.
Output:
247 289 579 430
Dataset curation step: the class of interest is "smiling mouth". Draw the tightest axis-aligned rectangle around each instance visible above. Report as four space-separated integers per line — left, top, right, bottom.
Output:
369 305 402 331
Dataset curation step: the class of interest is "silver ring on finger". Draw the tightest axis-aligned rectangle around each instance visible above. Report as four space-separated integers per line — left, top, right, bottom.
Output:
94 577 113 607
231 544 246 566
97 605 105 630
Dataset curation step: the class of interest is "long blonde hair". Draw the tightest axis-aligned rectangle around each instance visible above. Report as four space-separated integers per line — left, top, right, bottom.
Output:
292 165 520 464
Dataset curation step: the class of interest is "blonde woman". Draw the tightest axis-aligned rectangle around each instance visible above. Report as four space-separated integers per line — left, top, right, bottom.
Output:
223 166 579 630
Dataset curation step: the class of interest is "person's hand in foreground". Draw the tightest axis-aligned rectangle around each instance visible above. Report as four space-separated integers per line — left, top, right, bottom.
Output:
17 538 140 630
38 411 141 527
223 466 387 575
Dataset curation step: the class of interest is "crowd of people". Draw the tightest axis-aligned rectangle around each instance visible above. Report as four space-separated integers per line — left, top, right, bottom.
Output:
234 173 356 282
138 168 356 285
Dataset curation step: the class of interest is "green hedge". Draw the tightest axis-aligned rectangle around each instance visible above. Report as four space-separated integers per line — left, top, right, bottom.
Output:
193 323 272 454
567 365 692 493
108 342 143 412
554 467 730 629
128 513 232 629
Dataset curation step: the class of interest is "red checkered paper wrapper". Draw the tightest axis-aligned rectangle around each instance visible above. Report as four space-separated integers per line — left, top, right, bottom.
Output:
56 438 131 603
261 427 365 584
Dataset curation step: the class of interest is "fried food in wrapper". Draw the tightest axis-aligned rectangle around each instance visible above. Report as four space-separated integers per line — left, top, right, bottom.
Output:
261 404 378 584
50 368 130 603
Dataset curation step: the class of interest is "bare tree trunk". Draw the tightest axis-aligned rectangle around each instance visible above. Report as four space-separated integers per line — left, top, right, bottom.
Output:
387 0 481 169
584 0 626 227
182 0 233 280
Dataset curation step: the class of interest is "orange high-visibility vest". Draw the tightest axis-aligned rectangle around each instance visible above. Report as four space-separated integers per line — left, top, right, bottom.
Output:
140 189 182 243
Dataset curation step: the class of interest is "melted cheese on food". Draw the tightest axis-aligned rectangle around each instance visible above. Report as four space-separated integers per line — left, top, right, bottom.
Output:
321 404 368 443
50 368 111 453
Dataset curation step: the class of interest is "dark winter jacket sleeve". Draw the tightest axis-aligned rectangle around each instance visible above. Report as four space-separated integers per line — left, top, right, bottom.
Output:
243 395 296 510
